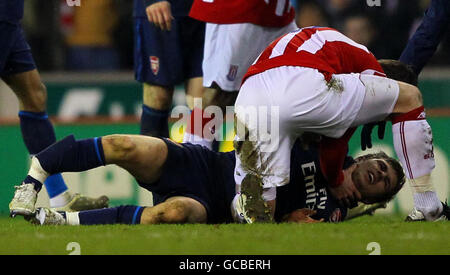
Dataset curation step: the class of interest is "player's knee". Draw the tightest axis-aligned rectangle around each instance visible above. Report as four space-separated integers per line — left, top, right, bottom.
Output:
394 82 423 114
163 198 206 223
405 85 423 109
162 199 192 223
143 84 174 110
103 135 137 161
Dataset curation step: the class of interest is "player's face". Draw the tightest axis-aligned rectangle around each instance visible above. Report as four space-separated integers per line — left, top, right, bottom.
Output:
352 159 398 204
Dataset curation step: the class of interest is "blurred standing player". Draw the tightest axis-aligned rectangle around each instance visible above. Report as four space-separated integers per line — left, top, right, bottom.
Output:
3 0 109 216
133 0 205 137
400 0 450 76
394 0 450 221
183 0 298 149
0 0 108 215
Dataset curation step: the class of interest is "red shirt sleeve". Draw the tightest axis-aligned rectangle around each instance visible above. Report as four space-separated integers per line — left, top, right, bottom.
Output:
319 128 356 187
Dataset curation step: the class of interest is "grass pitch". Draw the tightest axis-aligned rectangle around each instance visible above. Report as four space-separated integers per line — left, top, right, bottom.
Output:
0 215 448 255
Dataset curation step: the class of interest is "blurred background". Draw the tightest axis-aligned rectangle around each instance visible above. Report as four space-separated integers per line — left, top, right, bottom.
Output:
17 0 450 72
0 0 448 215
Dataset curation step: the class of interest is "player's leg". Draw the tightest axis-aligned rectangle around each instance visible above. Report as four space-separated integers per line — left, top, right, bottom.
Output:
25 134 168 187
185 77 203 110
182 17 205 111
141 83 174 137
354 74 442 221
134 17 181 138
3 24 108 213
11 134 168 216
140 196 207 224
390 82 442 221
29 196 207 226
183 86 238 150
183 21 297 150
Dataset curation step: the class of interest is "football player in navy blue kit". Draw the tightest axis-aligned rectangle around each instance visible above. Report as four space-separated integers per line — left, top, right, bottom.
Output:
17 133 415 226
133 0 205 138
3 0 108 216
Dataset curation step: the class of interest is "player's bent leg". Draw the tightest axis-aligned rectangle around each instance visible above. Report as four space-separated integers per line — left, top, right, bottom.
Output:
140 196 207 224
389 82 442 221
202 86 238 112
2 69 47 112
102 134 168 184
391 81 423 114
140 83 174 137
183 86 238 149
4 70 78 215
185 77 204 110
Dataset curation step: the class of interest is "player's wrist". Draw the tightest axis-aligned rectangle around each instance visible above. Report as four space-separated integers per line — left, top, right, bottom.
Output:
144 0 165 7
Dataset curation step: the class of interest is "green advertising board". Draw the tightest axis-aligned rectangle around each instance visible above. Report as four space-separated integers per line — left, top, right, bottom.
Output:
41 78 450 119
0 119 449 216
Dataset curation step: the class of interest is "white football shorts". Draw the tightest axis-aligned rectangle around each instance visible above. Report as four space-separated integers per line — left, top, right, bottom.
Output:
202 21 298 92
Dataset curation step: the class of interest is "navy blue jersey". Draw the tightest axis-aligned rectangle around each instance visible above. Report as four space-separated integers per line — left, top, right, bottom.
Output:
274 142 352 223
133 0 193 18
0 0 24 23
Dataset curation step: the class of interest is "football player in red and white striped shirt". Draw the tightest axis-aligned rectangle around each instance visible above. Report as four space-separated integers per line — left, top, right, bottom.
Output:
183 0 297 149
234 27 442 223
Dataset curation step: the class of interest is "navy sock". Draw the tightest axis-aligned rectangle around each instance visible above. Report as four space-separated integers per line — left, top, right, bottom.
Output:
76 206 144 225
19 111 68 197
140 104 170 138
23 175 44 192
35 135 106 175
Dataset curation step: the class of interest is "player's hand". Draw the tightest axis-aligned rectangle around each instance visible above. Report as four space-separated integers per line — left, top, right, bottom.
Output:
145 1 174 31
361 121 386 151
284 209 324 223
329 166 361 208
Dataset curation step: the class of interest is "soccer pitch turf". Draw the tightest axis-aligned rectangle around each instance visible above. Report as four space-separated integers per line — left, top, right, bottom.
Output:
0 215 448 255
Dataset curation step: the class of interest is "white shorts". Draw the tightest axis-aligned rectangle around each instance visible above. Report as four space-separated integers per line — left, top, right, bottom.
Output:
233 66 400 191
202 21 298 92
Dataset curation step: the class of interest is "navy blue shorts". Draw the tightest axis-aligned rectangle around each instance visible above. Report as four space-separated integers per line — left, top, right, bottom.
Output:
0 22 36 76
133 16 205 86
138 139 236 224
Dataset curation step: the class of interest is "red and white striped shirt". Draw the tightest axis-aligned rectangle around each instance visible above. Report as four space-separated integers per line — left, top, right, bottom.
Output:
189 0 295 28
243 27 385 84
243 27 387 188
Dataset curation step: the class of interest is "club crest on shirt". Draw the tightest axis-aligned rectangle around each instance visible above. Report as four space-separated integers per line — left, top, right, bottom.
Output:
150 56 160 75
329 208 342 223
226 65 239 81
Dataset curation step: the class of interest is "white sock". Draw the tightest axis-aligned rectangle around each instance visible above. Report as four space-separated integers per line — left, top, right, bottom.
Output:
65 212 80 225
28 157 50 184
49 191 72 208
413 191 443 220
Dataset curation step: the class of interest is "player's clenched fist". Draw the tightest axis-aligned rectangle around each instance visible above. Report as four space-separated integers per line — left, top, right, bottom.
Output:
146 1 174 31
